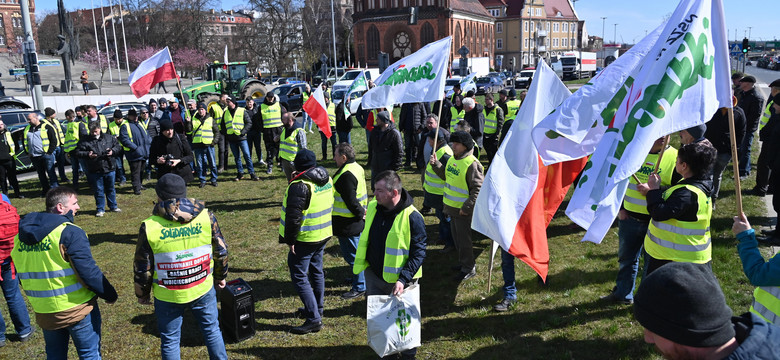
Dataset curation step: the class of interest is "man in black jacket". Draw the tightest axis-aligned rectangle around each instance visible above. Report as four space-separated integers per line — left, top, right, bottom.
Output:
748 81 780 196
75 122 122 217
367 111 403 190
335 100 353 144
704 100 746 204
332 143 367 299
737 75 765 178
0 118 20 198
221 96 258 181
245 97 267 169
399 102 429 169
150 119 194 182
462 97 485 152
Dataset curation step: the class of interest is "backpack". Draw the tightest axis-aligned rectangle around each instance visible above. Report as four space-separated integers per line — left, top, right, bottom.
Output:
0 200 20 260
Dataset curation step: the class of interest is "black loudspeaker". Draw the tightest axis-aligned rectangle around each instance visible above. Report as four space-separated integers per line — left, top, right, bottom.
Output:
220 278 255 342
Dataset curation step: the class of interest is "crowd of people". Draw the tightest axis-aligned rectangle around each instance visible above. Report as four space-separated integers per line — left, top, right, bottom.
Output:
0 73 780 359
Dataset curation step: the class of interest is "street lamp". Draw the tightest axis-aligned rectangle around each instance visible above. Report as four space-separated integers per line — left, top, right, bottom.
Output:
601 17 606 49
613 23 618 44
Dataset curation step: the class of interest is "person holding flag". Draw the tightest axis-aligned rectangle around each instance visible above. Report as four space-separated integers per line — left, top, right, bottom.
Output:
482 93 504 164
367 111 403 190
423 128 454 252
319 94 338 161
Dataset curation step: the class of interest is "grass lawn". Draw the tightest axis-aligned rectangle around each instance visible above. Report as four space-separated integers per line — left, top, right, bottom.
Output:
0 115 768 359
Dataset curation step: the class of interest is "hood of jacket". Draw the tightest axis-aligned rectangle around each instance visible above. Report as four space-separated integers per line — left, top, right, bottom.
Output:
454 147 475 160
18 211 74 246
377 188 414 217
680 175 714 198
152 198 206 223
297 166 330 187
263 97 277 106
468 103 484 115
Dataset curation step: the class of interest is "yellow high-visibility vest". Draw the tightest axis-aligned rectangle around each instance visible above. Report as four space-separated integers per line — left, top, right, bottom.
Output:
332 162 367 218
644 184 712 264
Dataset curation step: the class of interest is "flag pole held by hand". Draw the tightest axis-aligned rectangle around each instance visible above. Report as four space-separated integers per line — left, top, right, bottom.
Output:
653 135 670 174
728 106 743 214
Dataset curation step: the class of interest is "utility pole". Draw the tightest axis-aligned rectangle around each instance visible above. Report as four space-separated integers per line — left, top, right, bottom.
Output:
601 17 606 49
19 0 43 110
330 0 338 77
613 23 618 44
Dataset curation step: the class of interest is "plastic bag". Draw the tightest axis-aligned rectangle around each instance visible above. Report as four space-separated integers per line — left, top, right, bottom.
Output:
366 284 421 357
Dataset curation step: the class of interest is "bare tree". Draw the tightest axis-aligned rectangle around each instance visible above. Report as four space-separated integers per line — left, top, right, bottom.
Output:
235 0 303 76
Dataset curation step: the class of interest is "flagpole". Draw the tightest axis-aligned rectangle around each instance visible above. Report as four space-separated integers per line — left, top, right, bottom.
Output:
433 40 454 151
728 107 743 214
169 48 192 123
653 135 671 174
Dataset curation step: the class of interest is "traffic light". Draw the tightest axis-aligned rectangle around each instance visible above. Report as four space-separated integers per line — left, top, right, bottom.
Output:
742 38 749 53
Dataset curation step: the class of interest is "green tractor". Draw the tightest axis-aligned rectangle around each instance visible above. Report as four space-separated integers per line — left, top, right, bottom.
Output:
174 61 268 113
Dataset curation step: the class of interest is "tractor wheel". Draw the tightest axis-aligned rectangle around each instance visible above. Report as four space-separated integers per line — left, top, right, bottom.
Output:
242 83 267 100
201 94 222 115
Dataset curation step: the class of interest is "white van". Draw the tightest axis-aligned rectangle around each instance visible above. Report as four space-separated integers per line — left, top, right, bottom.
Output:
331 68 381 93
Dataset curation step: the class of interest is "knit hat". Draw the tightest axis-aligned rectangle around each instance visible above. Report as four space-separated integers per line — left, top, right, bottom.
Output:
498 89 508 96
376 111 391 124
634 262 734 348
508 89 517 97
44 107 56 117
127 109 137 117
148 98 158 106
158 97 168 104
197 102 208 110
294 149 317 171
113 109 123 119
159 118 174 131
450 131 474 151
156 173 187 200
740 75 756 83
684 124 707 142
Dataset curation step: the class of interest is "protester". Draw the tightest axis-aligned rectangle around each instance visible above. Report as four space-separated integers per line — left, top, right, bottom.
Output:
108 109 127 187
221 96 258 181
140 106 159 181
748 80 780 197
335 100 353 145
12 187 117 358
447 95 464 133
278 112 307 181
134 173 229 359
63 109 88 191
279 149 333 334
0 118 21 198
320 94 338 161
302 84 314 133
504 89 522 125
399 102 428 169
634 262 780 359
76 122 122 217
705 99 746 205
150 119 194 182
462 97 484 154
188 102 220 187
118 109 151 195
24 113 59 196
422 128 454 252
679 124 707 145
430 131 484 281
259 92 286 174
482 93 504 164
332 143 368 299
736 75 765 179
367 111 403 190
639 140 716 275
43 107 69 185
245 97 267 171
0 194 32 347
353 170 426 359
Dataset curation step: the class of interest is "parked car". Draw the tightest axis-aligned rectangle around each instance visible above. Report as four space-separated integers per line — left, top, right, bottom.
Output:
331 68 381 93
286 77 304 84
271 83 308 113
444 77 462 95
514 70 535 89
487 72 507 85
0 96 31 110
98 102 149 118
331 88 366 115
0 108 55 171
475 76 502 95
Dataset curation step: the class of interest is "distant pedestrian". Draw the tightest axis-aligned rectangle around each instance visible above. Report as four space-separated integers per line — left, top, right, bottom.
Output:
156 81 168 94
80 71 89 95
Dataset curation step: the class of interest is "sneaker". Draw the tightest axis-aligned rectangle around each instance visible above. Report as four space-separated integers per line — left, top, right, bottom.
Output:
19 328 34 342
420 206 432 215
266 166 273 175
258 160 267 167
111 208 122 213
493 298 516 312
291 320 322 335
341 290 365 300
211 181 218 187
95 211 105 217
454 267 477 281
250 174 260 181
600 292 633 305
234 175 243 182
199 182 206 188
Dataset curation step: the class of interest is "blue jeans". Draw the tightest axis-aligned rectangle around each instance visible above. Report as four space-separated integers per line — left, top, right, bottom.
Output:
154 287 227 360
614 216 650 301
337 131 351 145
114 155 126 182
32 154 58 194
500 249 517 300
54 146 69 182
194 147 218 183
337 235 365 292
711 152 732 200
436 207 453 247
87 172 117 212
303 112 313 131
0 258 32 342
228 140 254 175
288 242 326 323
43 303 102 360
739 130 755 176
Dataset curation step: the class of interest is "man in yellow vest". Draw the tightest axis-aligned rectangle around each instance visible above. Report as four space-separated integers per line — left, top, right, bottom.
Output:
302 84 314 133
12 187 117 358
332 143 367 299
423 128 454 252
319 93 337 161
277 112 307 181
221 96 258 181
63 109 89 191
189 102 220 187
134 174 228 359
108 109 127 187
279 149 333 334
430 131 484 281
482 93 504 164
118 109 150 195
639 140 717 275
601 137 680 305
259 92 287 174
504 89 522 122
353 170 426 358
447 95 464 134
85 105 109 136
748 79 780 197
212 93 229 172
0 117 22 198
24 113 59 196
43 107 70 185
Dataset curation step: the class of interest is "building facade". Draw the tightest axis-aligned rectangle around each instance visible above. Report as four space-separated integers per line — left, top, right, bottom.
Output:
0 0 37 53
352 0 495 68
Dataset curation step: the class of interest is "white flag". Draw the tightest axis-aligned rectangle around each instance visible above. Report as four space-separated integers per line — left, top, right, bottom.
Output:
224 45 229 64
345 70 368 114
361 37 452 109
567 0 732 244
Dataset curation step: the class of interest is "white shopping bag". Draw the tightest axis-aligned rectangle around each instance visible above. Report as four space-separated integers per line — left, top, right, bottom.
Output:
366 284 422 357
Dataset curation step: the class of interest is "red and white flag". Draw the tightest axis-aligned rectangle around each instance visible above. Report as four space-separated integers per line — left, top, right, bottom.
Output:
302 86 332 138
472 60 586 282
127 47 178 98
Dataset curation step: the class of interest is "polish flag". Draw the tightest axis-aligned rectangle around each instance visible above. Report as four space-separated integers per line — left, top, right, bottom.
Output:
302 86 332 138
128 47 178 98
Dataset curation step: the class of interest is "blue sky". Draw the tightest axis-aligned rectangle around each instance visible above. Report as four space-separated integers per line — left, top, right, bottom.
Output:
37 0 778 45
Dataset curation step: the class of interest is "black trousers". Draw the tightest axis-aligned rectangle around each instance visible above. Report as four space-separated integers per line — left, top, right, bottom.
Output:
217 135 228 170
484 133 499 164
755 141 776 192
129 160 145 192
263 127 283 165
318 127 336 159
0 158 20 196
31 156 51 196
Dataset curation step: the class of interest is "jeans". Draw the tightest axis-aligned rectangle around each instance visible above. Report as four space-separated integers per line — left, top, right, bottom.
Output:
337 130 351 145
32 154 57 195
114 155 126 182
87 172 117 212
303 112 313 131
739 130 756 176
710 152 732 200
54 146 69 182
43 304 102 360
0 258 32 342
228 140 254 176
436 207 453 247
154 287 227 360
194 147 218 183
288 242 326 323
337 235 365 292
614 216 650 301
500 249 517 300
246 132 264 166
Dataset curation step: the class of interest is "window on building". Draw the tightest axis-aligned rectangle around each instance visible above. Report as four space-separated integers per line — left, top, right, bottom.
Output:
12 16 21 28
421 22 434 46
553 38 558 47
546 38 549 46
524 38 529 49
368 0 375 9
427 0 434 5
392 0 398 7
536 8 541 16
0 15 3 28
572 23 577 33
223 26 229 33
496 38 503 49
15 35 22 45
571 37 576 47
489 9 500 17
523 21 527 32
562 38 567 47
357 0 363 11
563 22 568 32
523 53 528 65
546 22 549 31
367 25 380 59
496 22 502 33
402 0 408 6
0 35 4 46
379 0 385 8
230 17 235 22
553 23 558 32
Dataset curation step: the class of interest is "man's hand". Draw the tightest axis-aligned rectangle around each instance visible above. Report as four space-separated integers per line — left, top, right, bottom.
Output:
459 209 468 217
636 183 651 196
169 159 181 167
88 151 97 159
647 173 661 190
289 244 296 255
618 208 628 220
217 279 226 289
106 149 113 157
392 281 404 296
429 153 437 164
157 156 165 165
137 295 151 305
733 213 752 235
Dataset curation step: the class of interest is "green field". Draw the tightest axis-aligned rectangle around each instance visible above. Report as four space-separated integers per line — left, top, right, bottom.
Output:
0 117 768 359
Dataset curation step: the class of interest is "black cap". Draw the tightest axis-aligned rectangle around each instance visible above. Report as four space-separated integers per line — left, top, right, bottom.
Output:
228 96 238 104
376 111 391 124
148 98 158 106
769 79 780 88
731 72 743 80
509 89 517 97
449 131 474 151
127 109 137 117
159 118 174 131
156 173 187 200
685 124 707 142
465 90 475 98
498 89 508 96
44 107 56 117
294 149 317 171
197 102 207 110
740 75 756 83
634 262 734 348
113 109 123 119
158 97 168 104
